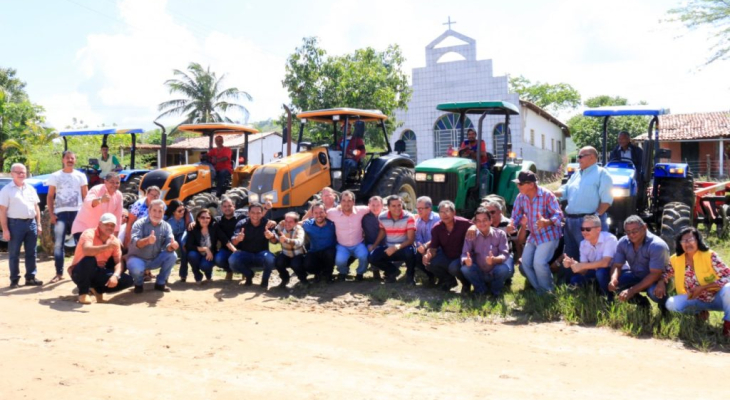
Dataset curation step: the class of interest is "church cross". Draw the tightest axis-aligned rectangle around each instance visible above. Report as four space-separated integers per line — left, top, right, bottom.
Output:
443 16 456 30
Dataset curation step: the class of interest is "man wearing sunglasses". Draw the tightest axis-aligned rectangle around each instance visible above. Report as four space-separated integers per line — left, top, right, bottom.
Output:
555 146 613 283
562 214 617 296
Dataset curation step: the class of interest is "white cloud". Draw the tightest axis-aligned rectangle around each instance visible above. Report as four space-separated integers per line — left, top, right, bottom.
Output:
40 92 104 129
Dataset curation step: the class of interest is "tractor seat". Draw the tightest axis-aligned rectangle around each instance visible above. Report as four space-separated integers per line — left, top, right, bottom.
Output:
394 139 407 155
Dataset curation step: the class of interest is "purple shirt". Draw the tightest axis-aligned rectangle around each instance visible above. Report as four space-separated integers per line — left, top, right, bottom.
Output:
429 217 472 259
461 227 509 272
510 186 563 245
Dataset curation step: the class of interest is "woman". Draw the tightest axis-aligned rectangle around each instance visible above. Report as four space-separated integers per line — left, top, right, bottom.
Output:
186 209 217 284
657 227 730 337
165 200 191 282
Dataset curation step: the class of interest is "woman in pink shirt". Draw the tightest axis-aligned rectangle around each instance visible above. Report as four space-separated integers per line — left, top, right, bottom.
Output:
71 172 123 241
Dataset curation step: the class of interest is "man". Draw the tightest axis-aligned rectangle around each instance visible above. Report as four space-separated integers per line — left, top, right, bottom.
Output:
555 146 613 281
47 150 89 283
273 212 306 288
362 196 383 279
424 200 473 292
97 144 121 179
562 214 617 296
508 171 563 294
229 202 277 289
414 196 438 285
302 187 338 220
327 190 370 281
213 197 245 280
127 199 178 293
302 201 337 282
0 163 43 288
68 213 133 304
338 123 366 184
460 207 512 297
458 128 488 167
71 172 124 241
207 135 233 197
608 215 668 308
610 131 645 209
369 195 417 284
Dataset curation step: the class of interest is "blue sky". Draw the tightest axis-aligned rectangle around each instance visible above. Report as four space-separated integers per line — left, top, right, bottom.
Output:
2 0 728 130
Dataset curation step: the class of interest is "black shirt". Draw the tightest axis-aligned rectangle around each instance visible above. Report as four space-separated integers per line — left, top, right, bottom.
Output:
215 212 245 247
233 217 271 253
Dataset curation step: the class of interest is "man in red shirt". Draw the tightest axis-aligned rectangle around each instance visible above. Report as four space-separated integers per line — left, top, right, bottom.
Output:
338 124 366 184
459 128 488 166
207 135 233 197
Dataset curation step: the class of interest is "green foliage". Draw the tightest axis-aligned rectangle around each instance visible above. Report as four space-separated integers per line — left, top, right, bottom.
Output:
158 62 252 124
282 37 412 148
509 75 581 114
252 118 283 133
566 95 650 154
666 0 730 65
0 68 45 172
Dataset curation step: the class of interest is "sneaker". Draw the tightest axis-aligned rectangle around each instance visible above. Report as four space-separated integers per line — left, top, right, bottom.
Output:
9 281 20 289
134 285 144 294
355 274 364 282
78 294 92 305
154 284 170 292
24 278 43 286
180 277 187 283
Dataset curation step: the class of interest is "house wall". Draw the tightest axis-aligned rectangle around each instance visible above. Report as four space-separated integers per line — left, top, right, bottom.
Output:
519 108 566 173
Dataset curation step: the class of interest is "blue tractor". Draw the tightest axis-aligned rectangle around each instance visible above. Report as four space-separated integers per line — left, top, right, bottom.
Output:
583 106 694 252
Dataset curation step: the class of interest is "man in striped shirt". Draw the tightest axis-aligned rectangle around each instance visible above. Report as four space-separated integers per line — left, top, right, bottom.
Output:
507 171 563 294
273 212 306 288
368 195 417 283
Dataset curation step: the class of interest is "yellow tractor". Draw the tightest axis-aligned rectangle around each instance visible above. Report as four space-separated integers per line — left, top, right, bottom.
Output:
138 123 259 216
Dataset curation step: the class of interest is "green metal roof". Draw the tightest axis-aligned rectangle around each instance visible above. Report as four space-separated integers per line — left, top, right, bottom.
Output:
436 101 520 116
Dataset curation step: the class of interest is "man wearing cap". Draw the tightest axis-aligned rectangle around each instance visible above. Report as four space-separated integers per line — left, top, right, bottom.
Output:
0 163 43 288
507 170 563 294
68 213 133 304
555 146 613 283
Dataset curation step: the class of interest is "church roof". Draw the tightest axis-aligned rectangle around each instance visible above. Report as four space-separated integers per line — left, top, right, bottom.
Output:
519 100 570 136
634 111 730 141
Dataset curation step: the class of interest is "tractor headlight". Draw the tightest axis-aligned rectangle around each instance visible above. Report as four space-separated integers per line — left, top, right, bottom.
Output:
159 189 168 200
415 172 427 182
669 168 685 175
611 188 630 198
333 171 342 179
262 191 278 203
433 174 446 183
119 174 127 180
248 192 260 204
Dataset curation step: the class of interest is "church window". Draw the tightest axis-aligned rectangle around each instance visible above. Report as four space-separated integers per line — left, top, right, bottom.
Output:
492 123 511 158
433 114 474 156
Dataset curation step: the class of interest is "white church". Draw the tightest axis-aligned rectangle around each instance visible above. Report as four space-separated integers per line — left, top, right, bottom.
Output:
392 28 570 174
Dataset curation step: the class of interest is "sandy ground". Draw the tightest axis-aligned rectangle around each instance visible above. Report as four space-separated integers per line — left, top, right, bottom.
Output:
1 253 728 400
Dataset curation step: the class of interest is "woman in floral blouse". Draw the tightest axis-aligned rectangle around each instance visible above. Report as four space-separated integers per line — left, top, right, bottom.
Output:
656 227 730 337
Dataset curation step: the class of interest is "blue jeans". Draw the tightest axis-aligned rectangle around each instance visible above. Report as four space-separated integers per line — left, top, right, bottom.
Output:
368 245 416 278
173 232 189 279
666 285 730 321
53 211 76 276
521 239 560 294
214 248 233 272
127 251 177 286
461 257 514 296
216 170 231 197
615 270 665 305
335 243 369 276
187 250 215 282
570 267 611 296
229 250 276 284
7 218 38 283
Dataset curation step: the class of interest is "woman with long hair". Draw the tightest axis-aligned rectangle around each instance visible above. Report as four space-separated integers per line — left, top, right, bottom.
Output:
185 209 217 283
165 200 191 282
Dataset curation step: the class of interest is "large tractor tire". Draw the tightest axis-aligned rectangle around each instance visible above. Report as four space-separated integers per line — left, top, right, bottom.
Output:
123 192 139 209
375 166 417 212
40 209 55 256
121 175 142 196
657 172 695 210
187 192 220 220
660 201 693 254
223 187 249 210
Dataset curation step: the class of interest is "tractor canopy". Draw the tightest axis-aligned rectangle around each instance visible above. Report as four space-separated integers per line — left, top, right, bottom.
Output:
582 106 669 117
296 108 388 123
436 100 520 116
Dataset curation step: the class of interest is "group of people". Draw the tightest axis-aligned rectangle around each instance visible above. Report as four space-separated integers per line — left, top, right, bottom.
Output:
1 140 729 338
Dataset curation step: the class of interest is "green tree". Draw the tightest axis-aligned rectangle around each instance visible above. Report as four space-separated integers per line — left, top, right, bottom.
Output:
1 68 45 171
667 0 730 65
282 37 412 147
252 118 283 133
509 75 581 114
567 96 650 158
157 62 252 124
1 121 59 173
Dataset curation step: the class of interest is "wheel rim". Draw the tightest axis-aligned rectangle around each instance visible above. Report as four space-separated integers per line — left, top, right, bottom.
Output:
399 184 417 212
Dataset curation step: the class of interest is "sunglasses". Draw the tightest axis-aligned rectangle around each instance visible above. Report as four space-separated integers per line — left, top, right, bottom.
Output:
199 216 211 220
580 226 598 232
577 154 593 159
486 210 496 216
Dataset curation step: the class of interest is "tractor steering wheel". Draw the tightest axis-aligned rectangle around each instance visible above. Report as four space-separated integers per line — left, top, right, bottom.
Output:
607 157 636 169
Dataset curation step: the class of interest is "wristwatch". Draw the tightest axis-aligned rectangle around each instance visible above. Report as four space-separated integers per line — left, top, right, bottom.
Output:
112 273 121 280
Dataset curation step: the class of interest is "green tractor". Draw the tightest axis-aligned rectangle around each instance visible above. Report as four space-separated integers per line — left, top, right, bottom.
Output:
414 101 536 217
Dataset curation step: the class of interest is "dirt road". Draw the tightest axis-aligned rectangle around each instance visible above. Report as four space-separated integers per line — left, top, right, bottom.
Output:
0 255 727 399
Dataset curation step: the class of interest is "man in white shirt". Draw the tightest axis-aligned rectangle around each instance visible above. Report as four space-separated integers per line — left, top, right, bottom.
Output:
562 214 617 296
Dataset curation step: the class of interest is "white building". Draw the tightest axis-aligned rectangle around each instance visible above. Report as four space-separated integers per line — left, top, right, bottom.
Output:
392 29 569 173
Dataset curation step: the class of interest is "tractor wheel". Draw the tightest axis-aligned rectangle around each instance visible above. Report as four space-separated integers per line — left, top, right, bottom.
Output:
657 172 695 210
40 209 55 256
375 167 417 212
223 187 249 209
121 175 142 196
123 192 139 209
187 192 221 220
660 201 693 254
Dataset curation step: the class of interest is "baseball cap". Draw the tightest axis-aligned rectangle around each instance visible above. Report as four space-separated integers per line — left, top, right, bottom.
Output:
512 170 537 184
100 213 117 225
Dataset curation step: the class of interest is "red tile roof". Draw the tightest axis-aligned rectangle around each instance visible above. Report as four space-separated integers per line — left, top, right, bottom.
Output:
635 111 730 141
134 131 281 150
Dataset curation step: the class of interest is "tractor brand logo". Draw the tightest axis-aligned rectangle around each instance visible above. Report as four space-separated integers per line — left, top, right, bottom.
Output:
257 185 263 191
187 173 198 180
201 170 209 176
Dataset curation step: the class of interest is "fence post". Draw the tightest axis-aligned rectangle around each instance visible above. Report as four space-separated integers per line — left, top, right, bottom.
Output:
706 154 711 179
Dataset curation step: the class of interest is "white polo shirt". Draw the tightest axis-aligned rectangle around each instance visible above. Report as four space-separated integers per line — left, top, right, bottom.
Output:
579 231 618 264
0 181 40 219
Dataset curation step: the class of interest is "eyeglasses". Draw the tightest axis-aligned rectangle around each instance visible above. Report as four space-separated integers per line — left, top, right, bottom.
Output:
625 227 643 236
580 226 598 232
416 207 429 210
577 154 593 159
11 171 26 175
680 237 697 244
176 208 186 213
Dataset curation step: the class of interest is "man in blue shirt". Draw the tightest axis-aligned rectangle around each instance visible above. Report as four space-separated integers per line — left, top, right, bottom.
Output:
556 146 613 282
609 215 668 309
302 201 337 283
414 196 438 285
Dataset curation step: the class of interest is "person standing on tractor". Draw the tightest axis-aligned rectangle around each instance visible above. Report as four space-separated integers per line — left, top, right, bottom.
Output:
47 151 89 284
207 135 233 197
610 131 645 209
98 144 121 179
555 146 613 283
458 128 489 167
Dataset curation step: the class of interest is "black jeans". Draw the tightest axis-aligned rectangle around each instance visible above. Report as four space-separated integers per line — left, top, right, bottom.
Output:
275 253 306 281
304 248 336 280
71 256 133 295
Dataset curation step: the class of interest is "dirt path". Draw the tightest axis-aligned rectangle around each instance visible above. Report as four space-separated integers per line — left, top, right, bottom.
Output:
0 255 727 399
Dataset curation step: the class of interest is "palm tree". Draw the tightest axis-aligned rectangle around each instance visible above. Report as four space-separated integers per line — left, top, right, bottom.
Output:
157 62 252 124
1 122 59 173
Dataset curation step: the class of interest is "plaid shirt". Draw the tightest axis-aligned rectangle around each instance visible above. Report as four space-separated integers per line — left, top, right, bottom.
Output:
277 225 306 257
510 186 563 245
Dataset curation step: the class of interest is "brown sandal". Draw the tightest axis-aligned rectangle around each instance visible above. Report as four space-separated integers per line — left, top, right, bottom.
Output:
49 275 64 284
